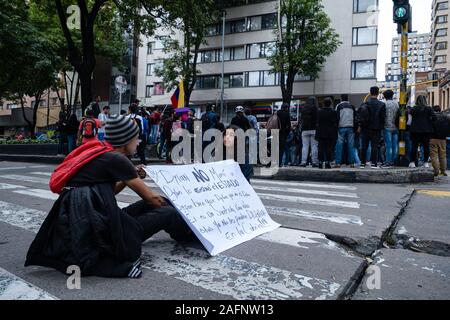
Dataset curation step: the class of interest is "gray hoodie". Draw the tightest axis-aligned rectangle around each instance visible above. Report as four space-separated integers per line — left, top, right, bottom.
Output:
384 100 399 130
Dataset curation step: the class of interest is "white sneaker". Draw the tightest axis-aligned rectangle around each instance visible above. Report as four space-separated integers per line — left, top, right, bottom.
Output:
365 162 371 168
423 163 430 168
409 162 416 168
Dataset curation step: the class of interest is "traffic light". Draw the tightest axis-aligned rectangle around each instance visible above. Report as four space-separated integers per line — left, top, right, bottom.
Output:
393 0 410 24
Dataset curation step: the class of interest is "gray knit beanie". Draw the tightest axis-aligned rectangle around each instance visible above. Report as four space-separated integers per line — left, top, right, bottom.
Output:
105 114 140 147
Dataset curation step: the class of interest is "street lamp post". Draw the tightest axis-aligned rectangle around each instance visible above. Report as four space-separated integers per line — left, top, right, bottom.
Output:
220 10 226 119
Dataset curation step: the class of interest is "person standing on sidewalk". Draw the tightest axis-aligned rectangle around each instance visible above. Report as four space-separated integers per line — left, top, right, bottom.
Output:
359 87 386 169
430 105 449 176
335 94 356 167
277 103 292 166
66 113 79 153
316 98 338 169
149 107 161 144
299 97 319 167
77 109 103 146
97 105 110 141
127 104 147 165
409 95 436 168
382 90 400 168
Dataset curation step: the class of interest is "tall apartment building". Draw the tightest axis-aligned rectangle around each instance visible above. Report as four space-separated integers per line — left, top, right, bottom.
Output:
137 0 380 122
384 32 432 101
429 0 450 110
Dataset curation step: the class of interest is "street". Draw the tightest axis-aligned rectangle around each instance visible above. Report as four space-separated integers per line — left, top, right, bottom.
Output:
0 161 448 300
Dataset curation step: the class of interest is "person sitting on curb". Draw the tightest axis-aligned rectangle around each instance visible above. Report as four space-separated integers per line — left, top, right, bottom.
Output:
25 114 197 279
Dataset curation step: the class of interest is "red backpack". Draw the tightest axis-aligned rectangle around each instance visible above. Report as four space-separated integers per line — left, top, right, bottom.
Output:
49 140 114 194
81 118 98 138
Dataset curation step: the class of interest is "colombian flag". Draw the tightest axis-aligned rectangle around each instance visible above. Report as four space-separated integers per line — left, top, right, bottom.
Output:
171 80 185 108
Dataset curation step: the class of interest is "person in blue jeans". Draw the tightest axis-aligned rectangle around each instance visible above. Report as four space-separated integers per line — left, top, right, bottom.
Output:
382 90 399 168
335 95 356 167
447 137 450 169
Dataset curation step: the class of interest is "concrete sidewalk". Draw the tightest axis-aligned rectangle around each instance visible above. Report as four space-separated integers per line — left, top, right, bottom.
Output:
0 153 435 183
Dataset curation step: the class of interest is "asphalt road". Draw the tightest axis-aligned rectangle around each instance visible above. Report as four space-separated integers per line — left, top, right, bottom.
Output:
0 161 448 300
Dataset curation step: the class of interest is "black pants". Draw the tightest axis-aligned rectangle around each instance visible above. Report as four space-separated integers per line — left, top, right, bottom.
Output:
318 138 335 163
278 134 288 166
361 130 381 164
123 200 198 242
411 132 431 164
137 138 147 165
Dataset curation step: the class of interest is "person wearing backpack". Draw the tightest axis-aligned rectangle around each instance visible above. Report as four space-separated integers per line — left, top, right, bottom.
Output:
299 97 319 167
430 105 449 176
25 114 198 279
77 108 103 146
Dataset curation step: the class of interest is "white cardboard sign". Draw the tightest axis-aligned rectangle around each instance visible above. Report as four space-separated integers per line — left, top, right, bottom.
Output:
144 160 280 256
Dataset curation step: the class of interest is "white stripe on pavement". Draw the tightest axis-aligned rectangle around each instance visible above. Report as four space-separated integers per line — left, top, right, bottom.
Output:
0 183 23 190
253 185 358 199
251 179 357 191
141 240 341 300
266 206 363 226
1 175 49 185
0 267 57 300
258 193 360 209
0 165 48 171
0 201 344 300
11 188 130 209
30 172 52 177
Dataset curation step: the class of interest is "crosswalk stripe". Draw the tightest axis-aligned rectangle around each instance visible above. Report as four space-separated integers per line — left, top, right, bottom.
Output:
252 179 357 191
0 165 48 171
0 183 23 190
11 188 130 209
258 193 360 209
0 267 57 300
29 172 52 177
1 175 49 185
0 200 346 300
266 206 363 226
253 186 358 199
141 240 341 300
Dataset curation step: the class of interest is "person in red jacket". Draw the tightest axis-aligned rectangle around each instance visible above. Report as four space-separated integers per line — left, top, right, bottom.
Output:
25 115 197 278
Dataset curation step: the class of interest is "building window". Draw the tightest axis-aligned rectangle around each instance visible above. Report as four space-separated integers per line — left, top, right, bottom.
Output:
352 27 377 45
225 74 244 88
154 83 164 95
436 15 448 24
246 42 276 59
436 28 448 37
437 2 449 11
351 60 376 79
145 85 153 97
147 63 155 76
247 71 260 86
436 42 448 50
261 13 277 29
353 0 378 13
294 73 312 81
225 19 246 34
436 55 447 64
247 16 262 31
147 42 155 55
203 76 217 89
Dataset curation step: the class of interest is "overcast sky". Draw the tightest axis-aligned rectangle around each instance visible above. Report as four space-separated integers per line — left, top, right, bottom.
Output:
377 0 432 80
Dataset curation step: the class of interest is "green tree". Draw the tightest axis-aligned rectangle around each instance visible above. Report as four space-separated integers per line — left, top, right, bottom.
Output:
151 0 219 107
268 0 341 104
46 0 158 111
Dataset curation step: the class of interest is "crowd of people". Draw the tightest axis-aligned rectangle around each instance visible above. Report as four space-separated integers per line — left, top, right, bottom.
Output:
275 87 450 177
56 87 450 177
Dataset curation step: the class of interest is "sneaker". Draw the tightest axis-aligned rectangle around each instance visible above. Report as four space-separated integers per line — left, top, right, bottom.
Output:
325 162 332 169
359 164 365 169
423 163 430 168
409 162 416 168
381 163 392 169
299 163 307 168
441 171 448 176
312 163 320 168
371 164 380 169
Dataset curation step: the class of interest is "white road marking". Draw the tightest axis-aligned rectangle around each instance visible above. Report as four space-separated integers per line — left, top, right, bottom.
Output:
0 201 346 300
0 165 48 171
11 188 130 209
258 193 360 209
0 267 57 300
253 185 358 199
1 175 49 185
266 206 363 226
141 240 341 300
29 172 52 177
0 183 23 190
251 179 357 191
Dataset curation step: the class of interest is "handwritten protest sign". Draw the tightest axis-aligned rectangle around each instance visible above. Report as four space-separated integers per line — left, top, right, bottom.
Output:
144 160 280 256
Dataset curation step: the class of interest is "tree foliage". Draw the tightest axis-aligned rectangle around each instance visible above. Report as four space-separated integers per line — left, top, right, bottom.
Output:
268 0 341 104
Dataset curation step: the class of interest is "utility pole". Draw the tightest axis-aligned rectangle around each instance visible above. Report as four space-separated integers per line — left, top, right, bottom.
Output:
393 0 412 159
220 10 226 120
